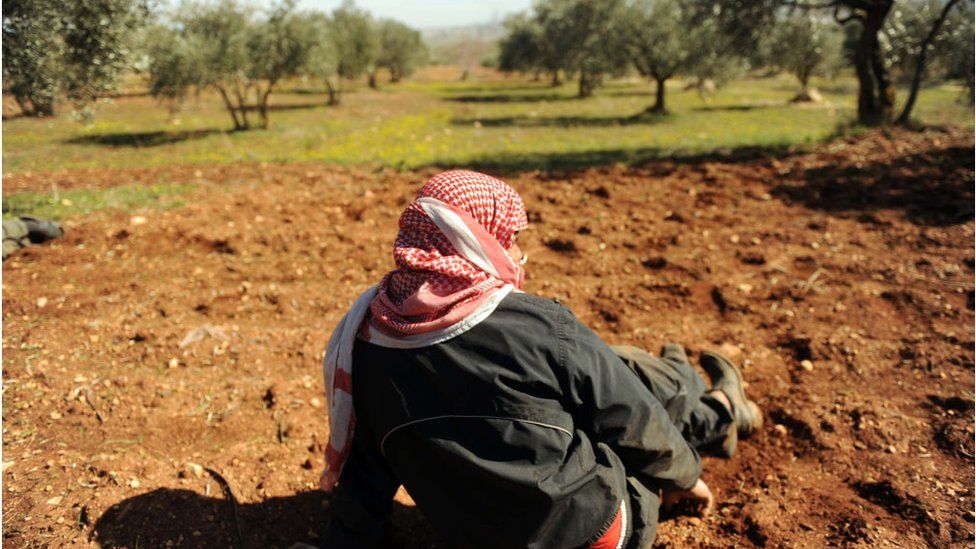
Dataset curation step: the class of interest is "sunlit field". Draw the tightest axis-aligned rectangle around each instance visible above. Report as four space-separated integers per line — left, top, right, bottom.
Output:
4 68 971 176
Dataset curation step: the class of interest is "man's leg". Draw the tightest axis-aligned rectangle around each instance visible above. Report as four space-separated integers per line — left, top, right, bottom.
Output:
612 344 733 453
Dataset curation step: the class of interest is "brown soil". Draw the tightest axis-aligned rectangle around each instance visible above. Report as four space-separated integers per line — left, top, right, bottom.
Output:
3 128 974 548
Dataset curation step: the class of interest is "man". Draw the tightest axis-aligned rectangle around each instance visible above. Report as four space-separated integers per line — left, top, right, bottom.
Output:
321 170 762 548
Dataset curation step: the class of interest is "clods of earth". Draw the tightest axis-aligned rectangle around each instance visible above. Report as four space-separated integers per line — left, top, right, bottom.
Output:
3 128 973 547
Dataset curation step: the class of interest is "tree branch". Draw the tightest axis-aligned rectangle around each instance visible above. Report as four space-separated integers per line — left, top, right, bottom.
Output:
896 0 963 124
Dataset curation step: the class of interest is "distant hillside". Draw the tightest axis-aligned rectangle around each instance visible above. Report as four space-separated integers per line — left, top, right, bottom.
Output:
423 23 506 67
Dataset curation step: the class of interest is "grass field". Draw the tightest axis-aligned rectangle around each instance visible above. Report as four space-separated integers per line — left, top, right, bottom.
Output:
3 70 972 178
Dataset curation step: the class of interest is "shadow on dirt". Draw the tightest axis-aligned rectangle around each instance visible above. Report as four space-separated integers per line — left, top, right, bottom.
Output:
93 488 441 549
771 145 975 227
67 129 225 148
445 143 796 175
451 112 670 128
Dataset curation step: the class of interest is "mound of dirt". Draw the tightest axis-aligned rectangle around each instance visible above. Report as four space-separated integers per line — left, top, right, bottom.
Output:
2 128 973 547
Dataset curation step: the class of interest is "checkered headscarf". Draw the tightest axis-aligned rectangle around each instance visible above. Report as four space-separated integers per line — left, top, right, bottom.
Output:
370 170 529 335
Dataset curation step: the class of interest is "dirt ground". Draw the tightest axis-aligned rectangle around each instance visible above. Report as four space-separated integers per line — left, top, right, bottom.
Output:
2 128 974 548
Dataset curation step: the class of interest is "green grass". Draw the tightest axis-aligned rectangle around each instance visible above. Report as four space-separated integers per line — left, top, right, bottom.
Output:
2 73 972 175
1 183 193 220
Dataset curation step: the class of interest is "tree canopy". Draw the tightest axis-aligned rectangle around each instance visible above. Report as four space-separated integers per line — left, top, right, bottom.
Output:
3 0 145 118
376 19 427 83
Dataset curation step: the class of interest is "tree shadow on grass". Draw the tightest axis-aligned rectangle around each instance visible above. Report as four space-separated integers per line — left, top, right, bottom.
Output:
445 93 573 104
600 89 656 98
770 144 974 227
438 143 797 175
93 488 444 549
691 103 782 112
241 102 331 112
451 112 671 128
66 129 226 148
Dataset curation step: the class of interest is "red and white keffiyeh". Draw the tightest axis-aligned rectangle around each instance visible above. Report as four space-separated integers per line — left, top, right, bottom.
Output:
321 170 528 490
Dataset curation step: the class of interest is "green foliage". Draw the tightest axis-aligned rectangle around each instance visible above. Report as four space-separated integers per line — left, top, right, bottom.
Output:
331 1 379 81
302 12 342 104
944 2 975 101
2 0 145 118
764 12 844 91
628 0 687 82
885 0 973 85
146 24 205 109
681 15 749 96
376 19 427 83
497 14 544 74
535 0 633 97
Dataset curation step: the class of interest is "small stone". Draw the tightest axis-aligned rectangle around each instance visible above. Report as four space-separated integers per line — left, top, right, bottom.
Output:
687 517 702 526
773 424 788 437
46 495 63 505
309 397 322 409
130 216 148 226
168 358 179 368
737 283 753 294
49 411 62 420
729 235 740 244
800 360 814 372
718 343 742 360
129 478 141 488
36 297 48 308
186 462 204 478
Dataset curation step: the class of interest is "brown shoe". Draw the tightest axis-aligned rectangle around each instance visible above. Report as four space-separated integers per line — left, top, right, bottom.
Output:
700 351 763 437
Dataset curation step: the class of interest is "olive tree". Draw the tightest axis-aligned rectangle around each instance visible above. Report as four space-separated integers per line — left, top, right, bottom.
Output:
765 12 844 100
331 1 380 93
535 0 632 97
149 0 253 129
2 0 144 117
248 1 317 126
626 0 690 113
147 0 314 130
304 13 343 105
498 13 566 85
376 19 427 83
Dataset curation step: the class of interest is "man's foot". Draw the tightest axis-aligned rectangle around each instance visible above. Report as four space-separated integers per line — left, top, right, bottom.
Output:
700 351 763 438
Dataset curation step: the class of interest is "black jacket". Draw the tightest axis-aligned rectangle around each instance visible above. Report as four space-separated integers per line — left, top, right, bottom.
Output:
323 292 701 548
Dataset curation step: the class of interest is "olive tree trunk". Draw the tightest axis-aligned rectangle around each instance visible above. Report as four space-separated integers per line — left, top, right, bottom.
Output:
853 2 896 125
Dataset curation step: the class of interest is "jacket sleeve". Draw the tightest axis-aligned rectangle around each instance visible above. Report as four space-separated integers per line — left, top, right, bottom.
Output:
556 306 701 491
322 423 401 547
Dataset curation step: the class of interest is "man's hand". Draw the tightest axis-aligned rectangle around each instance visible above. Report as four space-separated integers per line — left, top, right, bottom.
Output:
662 478 714 518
